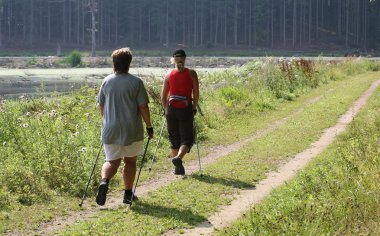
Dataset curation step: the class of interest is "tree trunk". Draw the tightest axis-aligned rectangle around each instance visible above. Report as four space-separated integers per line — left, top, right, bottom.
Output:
68 0 72 43
82 1 85 45
283 0 286 48
316 0 319 39
214 4 219 45
338 0 342 40
139 3 142 42
99 0 103 47
363 0 367 50
248 0 252 47
345 0 349 48
234 0 238 46
77 1 80 45
23 1 26 41
308 0 312 44
0 3 2 48
29 0 34 45
63 0 67 44
292 0 296 48
115 0 118 44
253 0 256 48
224 0 227 47
165 0 169 47
271 0 274 48
89 0 97 57
200 0 204 47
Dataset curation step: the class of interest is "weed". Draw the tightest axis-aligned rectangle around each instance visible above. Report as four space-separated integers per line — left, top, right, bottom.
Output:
65 50 82 67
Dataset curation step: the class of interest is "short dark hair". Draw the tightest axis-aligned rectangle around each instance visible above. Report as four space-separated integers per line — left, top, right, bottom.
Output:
112 48 132 74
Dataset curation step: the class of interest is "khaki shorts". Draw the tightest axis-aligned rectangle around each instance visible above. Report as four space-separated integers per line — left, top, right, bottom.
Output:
104 141 144 161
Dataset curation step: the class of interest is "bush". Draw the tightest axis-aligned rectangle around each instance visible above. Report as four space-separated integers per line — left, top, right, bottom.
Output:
66 50 82 67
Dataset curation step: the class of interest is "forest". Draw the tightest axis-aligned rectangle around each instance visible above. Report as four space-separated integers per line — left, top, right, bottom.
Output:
0 0 379 53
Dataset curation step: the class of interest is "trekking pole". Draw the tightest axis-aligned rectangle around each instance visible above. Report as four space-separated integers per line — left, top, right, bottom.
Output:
130 137 151 207
195 104 204 176
79 143 103 207
197 104 204 117
148 117 166 172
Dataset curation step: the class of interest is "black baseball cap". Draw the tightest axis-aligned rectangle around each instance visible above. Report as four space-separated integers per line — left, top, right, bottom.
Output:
172 49 186 57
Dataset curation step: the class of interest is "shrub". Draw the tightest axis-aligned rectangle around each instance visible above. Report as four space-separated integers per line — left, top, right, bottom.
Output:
66 50 82 67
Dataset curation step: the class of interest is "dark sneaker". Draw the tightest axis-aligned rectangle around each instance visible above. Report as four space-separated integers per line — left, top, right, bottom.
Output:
172 157 185 175
96 181 109 206
123 189 138 205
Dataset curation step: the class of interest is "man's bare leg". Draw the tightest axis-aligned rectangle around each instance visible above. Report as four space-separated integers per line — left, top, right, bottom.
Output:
176 145 189 159
171 148 179 158
171 145 188 175
101 159 121 180
97 159 121 206
122 156 137 204
122 156 137 190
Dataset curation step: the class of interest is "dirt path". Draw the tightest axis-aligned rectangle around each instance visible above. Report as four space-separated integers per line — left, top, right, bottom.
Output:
7 85 332 236
163 79 380 236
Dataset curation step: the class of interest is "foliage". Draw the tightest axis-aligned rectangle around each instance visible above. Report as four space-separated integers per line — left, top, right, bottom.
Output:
65 50 82 67
0 58 379 233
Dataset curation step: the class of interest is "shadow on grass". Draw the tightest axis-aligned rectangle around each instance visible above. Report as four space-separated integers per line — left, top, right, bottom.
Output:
131 201 207 226
190 173 255 189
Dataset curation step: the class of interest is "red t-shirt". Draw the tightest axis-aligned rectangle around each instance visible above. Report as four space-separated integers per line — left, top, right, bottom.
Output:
168 68 193 108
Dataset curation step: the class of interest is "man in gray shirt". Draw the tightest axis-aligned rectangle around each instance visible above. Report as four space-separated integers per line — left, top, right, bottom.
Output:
96 48 153 206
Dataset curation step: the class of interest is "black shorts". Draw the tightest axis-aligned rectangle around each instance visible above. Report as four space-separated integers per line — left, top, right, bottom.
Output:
166 103 194 150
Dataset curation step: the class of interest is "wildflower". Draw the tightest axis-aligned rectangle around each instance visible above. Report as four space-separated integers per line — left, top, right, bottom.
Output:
79 147 87 152
22 123 29 128
17 117 23 122
25 112 31 116
48 112 57 117
3 141 6 146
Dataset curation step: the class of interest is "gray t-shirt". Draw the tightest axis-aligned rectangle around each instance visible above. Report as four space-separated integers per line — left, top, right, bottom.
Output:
97 73 149 145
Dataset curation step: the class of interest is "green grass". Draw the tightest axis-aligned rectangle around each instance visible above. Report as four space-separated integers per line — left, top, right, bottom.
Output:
1 58 379 234
57 73 379 235
216 79 380 236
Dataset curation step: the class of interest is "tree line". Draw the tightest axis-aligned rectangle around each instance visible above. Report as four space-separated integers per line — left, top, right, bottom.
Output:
0 0 379 53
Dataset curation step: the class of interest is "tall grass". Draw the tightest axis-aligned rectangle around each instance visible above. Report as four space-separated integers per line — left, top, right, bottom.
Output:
0 58 379 211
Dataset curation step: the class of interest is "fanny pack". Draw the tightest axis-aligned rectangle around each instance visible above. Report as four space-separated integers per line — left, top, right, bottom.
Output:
169 95 189 109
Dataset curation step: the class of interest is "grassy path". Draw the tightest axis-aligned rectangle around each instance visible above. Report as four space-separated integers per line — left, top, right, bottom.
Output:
4 72 379 236
26 78 328 236
165 78 380 235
